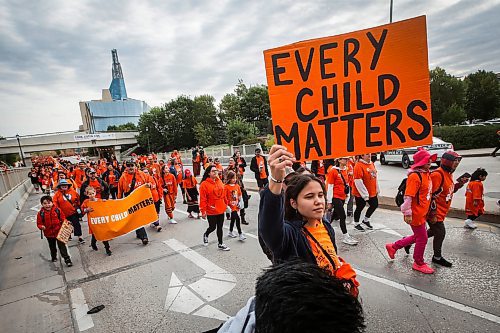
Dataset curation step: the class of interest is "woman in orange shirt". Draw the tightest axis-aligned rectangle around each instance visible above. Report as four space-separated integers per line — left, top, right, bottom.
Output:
142 167 163 232
386 149 436 274
161 164 178 224
352 153 378 232
200 165 230 251
464 168 488 229
182 169 200 219
326 157 357 245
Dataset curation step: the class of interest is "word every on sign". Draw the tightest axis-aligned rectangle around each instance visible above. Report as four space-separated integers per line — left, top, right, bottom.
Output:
264 16 433 161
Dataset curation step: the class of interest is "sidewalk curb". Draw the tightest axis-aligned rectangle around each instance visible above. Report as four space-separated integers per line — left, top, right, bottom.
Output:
241 180 499 225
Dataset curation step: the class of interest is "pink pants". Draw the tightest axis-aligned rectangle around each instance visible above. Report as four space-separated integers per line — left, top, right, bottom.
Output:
393 223 428 265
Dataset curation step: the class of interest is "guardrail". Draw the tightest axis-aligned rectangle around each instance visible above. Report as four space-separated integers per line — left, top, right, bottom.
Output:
159 143 263 164
0 167 30 198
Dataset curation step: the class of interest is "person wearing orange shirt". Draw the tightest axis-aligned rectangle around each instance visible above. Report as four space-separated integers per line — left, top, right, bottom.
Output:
72 161 87 193
161 164 178 224
311 160 327 182
352 153 379 232
200 165 230 251
232 150 247 180
406 151 469 267
464 168 488 229
79 169 109 204
81 186 112 256
250 148 269 191
386 149 436 274
326 158 358 245
225 171 246 241
101 164 121 199
346 157 356 217
117 161 151 245
192 146 202 177
182 169 200 219
142 167 163 232
53 179 84 244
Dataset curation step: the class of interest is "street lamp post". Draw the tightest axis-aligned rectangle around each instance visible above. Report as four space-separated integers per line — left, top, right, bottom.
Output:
145 127 151 153
15 134 25 167
390 0 393 23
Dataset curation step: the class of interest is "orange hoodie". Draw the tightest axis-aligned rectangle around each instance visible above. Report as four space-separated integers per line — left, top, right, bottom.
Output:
199 177 227 216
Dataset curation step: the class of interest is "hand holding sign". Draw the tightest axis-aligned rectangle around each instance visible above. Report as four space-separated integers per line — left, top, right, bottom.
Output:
268 145 295 195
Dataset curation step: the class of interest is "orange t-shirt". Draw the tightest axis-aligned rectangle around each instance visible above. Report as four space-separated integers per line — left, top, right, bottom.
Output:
304 222 341 275
352 161 378 197
256 156 267 179
430 169 455 222
465 181 484 216
326 168 349 200
405 171 432 226
224 183 242 212
317 160 325 176
117 171 149 198
73 168 86 188
182 176 197 189
199 178 227 215
107 172 118 187
88 179 103 199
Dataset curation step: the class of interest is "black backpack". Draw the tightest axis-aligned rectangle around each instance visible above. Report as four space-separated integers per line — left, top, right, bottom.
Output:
395 172 422 207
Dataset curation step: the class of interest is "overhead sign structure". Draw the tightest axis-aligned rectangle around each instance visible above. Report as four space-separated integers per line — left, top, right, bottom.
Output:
74 133 116 142
87 185 158 241
264 16 432 161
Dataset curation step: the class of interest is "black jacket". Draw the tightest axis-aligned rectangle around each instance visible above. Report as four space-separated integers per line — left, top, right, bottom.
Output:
232 155 247 171
250 155 269 180
101 169 121 187
80 177 110 203
258 187 337 264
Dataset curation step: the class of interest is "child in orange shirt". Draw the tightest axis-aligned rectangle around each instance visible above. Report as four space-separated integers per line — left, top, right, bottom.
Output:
464 168 487 229
224 171 246 241
81 186 112 256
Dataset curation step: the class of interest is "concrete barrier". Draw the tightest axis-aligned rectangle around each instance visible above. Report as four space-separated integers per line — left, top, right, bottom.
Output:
0 180 32 249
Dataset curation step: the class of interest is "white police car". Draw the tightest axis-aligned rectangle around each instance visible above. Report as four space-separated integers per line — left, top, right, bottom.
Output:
379 137 453 169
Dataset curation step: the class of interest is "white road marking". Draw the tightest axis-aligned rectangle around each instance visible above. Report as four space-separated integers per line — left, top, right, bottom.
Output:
69 288 94 331
163 239 235 321
356 269 500 325
30 204 41 212
371 222 403 237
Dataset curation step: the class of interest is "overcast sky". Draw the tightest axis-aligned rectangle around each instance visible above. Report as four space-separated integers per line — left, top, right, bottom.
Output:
1 0 499 137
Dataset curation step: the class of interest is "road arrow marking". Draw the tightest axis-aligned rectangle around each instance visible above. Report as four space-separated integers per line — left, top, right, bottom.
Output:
163 239 235 321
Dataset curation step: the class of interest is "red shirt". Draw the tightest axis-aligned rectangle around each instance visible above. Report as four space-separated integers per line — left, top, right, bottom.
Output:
37 206 66 238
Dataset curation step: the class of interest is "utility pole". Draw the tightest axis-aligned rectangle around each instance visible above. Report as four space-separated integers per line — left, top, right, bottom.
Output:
390 0 393 23
15 134 25 167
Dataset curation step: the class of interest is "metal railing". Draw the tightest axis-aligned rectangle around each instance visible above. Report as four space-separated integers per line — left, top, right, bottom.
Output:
0 167 30 198
159 143 263 164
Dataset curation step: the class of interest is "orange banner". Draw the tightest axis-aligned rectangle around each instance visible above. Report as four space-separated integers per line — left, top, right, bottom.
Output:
264 16 432 161
87 185 158 241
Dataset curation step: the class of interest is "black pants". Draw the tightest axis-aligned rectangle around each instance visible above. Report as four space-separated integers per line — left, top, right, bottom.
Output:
256 177 269 189
67 213 82 237
110 187 118 199
427 222 445 258
136 227 148 240
240 208 246 222
354 196 378 223
205 214 224 245
229 211 241 234
332 198 347 234
47 237 69 261
467 214 482 221
91 234 110 250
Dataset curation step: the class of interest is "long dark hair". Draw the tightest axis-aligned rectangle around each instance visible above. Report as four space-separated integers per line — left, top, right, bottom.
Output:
284 174 326 221
470 168 488 181
201 165 215 183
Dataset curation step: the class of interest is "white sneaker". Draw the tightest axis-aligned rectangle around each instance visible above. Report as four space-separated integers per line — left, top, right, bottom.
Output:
342 234 358 245
464 219 477 229
228 231 237 238
239 233 247 241
169 219 178 224
218 243 230 251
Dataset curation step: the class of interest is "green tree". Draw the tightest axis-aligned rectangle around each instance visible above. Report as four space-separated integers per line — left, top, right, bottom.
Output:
464 70 500 121
441 103 467 125
226 118 257 146
430 67 465 124
107 122 138 131
193 123 214 147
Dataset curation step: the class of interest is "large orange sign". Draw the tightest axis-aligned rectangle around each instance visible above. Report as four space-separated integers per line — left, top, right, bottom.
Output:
87 185 158 241
264 16 432 161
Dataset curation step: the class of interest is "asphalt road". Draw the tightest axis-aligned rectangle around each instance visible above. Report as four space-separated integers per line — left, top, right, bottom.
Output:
0 190 499 332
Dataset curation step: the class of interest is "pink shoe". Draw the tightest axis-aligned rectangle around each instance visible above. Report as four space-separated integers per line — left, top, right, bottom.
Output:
385 243 397 259
412 262 434 274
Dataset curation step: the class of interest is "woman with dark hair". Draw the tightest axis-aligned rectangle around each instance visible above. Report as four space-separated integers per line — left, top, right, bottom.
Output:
200 165 230 251
259 145 359 296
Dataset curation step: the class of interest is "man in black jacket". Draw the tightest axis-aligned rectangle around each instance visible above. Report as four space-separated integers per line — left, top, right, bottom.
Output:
250 148 269 191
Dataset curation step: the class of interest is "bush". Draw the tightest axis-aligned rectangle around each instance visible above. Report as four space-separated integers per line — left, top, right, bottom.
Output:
433 125 500 150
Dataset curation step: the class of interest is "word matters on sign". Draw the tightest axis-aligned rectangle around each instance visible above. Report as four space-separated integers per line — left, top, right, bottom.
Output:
264 16 433 161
